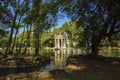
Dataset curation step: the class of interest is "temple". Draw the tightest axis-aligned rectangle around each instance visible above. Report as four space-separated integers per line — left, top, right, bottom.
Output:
54 34 66 49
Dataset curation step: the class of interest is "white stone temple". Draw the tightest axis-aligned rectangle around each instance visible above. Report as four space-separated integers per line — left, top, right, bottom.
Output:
54 34 66 49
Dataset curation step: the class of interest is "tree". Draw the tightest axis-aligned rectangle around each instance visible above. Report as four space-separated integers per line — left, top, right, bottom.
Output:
56 0 120 57
0 1 11 45
24 0 58 55
11 23 24 53
61 21 83 47
1 0 30 55
0 0 58 55
0 24 8 38
40 31 54 48
53 27 62 35
103 33 120 47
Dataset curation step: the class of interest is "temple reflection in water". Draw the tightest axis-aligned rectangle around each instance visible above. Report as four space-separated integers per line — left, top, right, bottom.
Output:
54 49 66 69
53 48 82 69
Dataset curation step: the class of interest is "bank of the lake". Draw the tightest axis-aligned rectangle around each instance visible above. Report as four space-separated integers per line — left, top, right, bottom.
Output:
1 55 120 80
0 54 50 77
0 47 120 80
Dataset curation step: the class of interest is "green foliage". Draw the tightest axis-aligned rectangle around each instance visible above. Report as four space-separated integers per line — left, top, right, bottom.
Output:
62 22 78 40
56 0 120 56
0 37 8 47
17 30 31 47
0 29 7 37
101 33 120 47
0 0 59 55
40 31 54 48
1 0 120 56
17 30 54 48
53 27 62 35
61 21 84 47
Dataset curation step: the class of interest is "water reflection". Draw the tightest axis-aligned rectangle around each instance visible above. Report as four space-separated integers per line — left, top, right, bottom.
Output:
99 47 120 57
40 47 120 71
54 49 66 69
54 48 83 69
40 48 81 71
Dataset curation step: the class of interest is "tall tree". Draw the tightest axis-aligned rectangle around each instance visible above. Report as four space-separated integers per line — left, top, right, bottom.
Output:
0 0 11 40
26 0 57 55
11 0 30 53
61 22 83 47
56 0 120 57
3 0 29 55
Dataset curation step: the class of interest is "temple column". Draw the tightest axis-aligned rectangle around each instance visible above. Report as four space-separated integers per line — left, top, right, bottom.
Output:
62 39 63 48
64 39 66 48
58 38 59 48
59 38 61 48
57 39 58 47
56 39 58 48
62 39 64 48
55 38 56 48
60 38 62 48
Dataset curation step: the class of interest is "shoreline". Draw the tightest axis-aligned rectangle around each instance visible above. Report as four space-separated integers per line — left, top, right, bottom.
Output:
1 55 120 80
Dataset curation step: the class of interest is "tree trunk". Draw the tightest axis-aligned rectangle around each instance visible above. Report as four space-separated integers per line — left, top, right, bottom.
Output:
90 36 102 58
5 8 18 56
23 24 31 54
91 42 99 57
5 27 15 55
18 27 25 53
35 30 40 56
11 28 18 53
11 17 22 53
34 25 40 56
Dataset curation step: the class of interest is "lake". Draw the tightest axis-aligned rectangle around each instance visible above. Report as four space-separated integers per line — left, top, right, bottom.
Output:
39 47 120 71
0 47 120 71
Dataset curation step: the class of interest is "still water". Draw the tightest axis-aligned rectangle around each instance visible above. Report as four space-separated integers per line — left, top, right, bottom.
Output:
0 47 120 70
39 47 120 71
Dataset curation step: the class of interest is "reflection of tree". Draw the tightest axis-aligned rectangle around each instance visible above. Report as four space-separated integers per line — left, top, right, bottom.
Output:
99 47 120 57
54 49 66 69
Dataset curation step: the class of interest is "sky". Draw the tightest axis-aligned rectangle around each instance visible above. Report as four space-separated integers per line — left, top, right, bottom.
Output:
19 13 70 33
18 0 70 33
49 11 70 31
56 14 70 27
